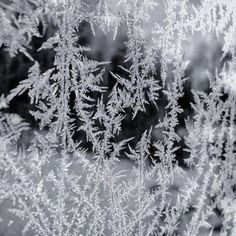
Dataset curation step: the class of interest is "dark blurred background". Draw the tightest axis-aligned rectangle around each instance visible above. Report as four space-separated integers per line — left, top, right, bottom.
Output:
0 9 227 168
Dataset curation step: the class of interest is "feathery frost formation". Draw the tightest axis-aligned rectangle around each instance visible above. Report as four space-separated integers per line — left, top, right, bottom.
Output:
0 0 236 235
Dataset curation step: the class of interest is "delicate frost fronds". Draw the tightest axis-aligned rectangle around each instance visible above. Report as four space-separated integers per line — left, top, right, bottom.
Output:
0 0 236 236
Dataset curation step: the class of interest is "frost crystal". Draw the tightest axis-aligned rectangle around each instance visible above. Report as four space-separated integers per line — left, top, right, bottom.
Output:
0 0 236 235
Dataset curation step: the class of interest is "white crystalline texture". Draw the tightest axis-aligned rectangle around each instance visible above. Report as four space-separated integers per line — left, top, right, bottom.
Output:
0 0 236 236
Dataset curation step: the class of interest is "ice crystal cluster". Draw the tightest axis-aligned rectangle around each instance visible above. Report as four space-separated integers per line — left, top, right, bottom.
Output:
0 0 236 235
